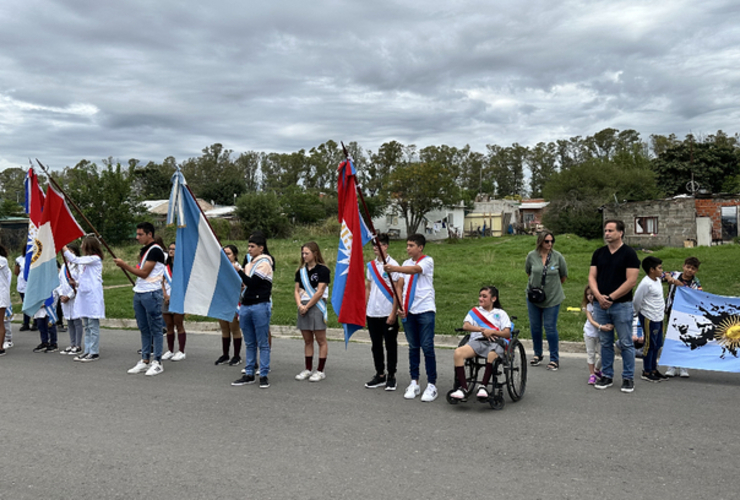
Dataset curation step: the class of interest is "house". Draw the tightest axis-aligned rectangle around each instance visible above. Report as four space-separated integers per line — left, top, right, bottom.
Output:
464 200 518 236
601 193 740 247
372 203 466 240
518 199 550 233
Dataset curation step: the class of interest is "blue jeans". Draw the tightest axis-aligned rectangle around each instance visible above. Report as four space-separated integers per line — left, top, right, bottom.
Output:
527 301 560 363
37 318 58 344
593 301 635 380
404 311 437 384
639 314 663 373
83 318 100 355
134 290 164 362
240 302 272 377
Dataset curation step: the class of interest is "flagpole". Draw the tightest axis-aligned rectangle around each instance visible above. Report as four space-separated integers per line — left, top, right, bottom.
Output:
340 142 404 310
34 159 136 286
184 183 224 247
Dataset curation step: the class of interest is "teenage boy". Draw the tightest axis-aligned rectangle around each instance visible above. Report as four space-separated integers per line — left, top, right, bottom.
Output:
365 233 400 391
384 233 438 402
114 222 167 377
663 257 702 378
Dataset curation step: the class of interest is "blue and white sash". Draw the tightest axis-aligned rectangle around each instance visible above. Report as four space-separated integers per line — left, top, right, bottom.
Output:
367 260 393 304
468 307 509 345
403 255 427 314
300 266 327 322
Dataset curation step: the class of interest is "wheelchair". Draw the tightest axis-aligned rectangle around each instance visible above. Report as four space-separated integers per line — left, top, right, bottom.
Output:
445 318 527 410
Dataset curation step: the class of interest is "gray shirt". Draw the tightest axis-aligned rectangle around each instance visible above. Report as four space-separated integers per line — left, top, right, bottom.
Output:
525 249 568 309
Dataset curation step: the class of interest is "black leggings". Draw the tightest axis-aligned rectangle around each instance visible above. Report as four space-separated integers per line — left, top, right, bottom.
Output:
367 316 399 376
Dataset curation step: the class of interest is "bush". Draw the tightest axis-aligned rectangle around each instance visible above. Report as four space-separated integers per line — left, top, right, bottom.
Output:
235 192 290 238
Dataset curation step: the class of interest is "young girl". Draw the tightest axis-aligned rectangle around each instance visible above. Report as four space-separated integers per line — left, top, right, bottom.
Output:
216 244 243 366
582 286 611 385
294 241 331 382
63 236 105 362
449 286 511 400
0 245 10 356
58 243 84 356
162 242 187 362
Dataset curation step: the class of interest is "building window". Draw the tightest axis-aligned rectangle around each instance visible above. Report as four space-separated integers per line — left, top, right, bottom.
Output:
524 213 535 224
635 217 658 234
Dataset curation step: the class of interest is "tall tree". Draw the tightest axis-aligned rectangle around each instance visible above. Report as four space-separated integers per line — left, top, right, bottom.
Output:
528 142 558 198
0 167 28 205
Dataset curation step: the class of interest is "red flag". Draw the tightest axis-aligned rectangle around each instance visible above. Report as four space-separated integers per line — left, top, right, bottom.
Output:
42 184 85 248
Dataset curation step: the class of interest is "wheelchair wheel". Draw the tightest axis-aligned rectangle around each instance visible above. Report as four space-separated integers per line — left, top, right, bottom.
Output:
488 394 505 410
506 339 527 402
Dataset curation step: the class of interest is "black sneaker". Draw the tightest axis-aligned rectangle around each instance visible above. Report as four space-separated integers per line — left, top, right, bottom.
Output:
30 324 38 331
259 376 270 389
594 377 613 390
45 344 58 353
33 343 49 353
81 354 100 363
654 370 669 381
365 373 387 388
640 371 650 381
228 356 242 366
214 354 230 365
385 376 397 391
0 349 6 356
621 379 635 393
19 325 30 332
231 374 255 386
643 372 660 383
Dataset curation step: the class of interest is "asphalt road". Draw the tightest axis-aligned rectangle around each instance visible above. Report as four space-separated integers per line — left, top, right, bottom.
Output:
2 327 739 500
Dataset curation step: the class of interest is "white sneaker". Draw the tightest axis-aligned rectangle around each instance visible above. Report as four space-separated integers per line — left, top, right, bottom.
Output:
476 386 489 399
665 367 677 377
309 371 326 382
145 360 164 376
127 360 149 374
171 351 186 361
449 388 466 400
161 350 175 360
421 384 438 402
295 369 312 381
404 381 421 399
2 341 12 349
679 368 690 378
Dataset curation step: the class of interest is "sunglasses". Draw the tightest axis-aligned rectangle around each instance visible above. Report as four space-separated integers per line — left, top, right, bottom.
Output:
544 239 554 243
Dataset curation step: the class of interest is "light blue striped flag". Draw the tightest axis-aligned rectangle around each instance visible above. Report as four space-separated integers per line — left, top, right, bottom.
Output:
166 169 241 322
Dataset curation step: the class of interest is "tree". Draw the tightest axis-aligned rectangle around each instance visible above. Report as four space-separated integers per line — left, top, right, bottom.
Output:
130 158 176 200
234 192 289 238
181 144 247 204
0 167 27 206
234 151 261 193
384 161 459 236
528 142 558 198
487 144 527 197
279 186 326 225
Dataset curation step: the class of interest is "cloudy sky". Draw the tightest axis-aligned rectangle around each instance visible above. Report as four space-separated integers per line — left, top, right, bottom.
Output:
1 0 739 171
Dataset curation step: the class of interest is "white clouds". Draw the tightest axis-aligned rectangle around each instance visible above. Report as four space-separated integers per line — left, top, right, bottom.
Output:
0 0 739 170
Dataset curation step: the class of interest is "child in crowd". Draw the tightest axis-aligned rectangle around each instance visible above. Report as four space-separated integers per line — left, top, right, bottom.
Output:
0 245 10 356
162 242 187 362
582 286 610 385
32 300 59 352
216 244 243 365
63 236 105 362
384 233 438 402
57 243 84 356
663 257 702 378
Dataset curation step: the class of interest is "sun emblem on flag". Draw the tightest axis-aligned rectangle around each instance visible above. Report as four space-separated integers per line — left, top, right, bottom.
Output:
714 315 740 351
30 238 43 264
336 221 353 277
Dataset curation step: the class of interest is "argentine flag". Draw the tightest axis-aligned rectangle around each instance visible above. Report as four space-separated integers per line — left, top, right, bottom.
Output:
166 169 241 322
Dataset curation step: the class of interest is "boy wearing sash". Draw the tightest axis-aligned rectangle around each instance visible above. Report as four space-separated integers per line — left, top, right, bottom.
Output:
364 233 400 391
384 233 438 402
449 286 511 400
114 222 167 376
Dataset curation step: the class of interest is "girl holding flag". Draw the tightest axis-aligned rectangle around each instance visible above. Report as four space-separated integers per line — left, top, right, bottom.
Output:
449 286 511 400
294 241 331 382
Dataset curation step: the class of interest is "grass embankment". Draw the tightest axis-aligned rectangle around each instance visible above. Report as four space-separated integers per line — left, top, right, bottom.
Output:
18 235 739 342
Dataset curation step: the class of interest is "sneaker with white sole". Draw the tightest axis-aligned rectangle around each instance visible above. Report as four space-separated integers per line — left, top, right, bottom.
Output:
295 369 312 381
309 371 326 382
679 368 690 378
421 384 438 402
259 376 270 389
74 353 90 362
60 346 75 355
171 351 186 361
385 377 397 391
80 354 99 363
449 388 466 400
145 360 164 376
161 351 175 361
476 386 489 399
665 367 677 377
404 381 421 399
2 341 12 349
127 360 149 374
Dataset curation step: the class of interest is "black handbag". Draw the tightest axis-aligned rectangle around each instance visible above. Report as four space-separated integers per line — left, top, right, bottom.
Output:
527 252 551 304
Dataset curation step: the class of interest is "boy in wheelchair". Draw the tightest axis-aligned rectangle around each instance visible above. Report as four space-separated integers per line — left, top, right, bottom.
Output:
450 286 511 401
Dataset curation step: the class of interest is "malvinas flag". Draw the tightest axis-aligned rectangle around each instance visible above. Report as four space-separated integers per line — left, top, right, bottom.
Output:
166 168 241 322
331 157 373 345
23 184 84 316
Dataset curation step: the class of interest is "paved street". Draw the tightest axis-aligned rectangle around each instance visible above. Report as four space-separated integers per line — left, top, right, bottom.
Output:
2 326 739 500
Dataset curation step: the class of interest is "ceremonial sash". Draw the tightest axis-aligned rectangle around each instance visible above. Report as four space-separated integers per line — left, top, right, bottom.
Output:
300 266 327 322
137 244 164 285
368 260 393 304
468 307 509 345
163 264 172 295
403 255 426 315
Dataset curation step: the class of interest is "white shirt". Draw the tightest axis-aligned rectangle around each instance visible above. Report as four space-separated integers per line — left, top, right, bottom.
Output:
0 256 10 309
633 275 665 322
464 306 510 342
133 245 166 294
366 255 400 318
56 262 82 320
583 303 599 338
64 251 106 319
15 256 26 293
401 255 435 315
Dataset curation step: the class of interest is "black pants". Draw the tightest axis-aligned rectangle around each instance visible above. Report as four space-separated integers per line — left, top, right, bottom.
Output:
367 316 399 376
19 292 30 328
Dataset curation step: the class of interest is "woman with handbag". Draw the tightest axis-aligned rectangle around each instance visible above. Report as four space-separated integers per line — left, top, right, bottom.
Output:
525 231 568 370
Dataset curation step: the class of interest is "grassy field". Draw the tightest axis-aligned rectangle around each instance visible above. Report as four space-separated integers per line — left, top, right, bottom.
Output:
20 235 740 342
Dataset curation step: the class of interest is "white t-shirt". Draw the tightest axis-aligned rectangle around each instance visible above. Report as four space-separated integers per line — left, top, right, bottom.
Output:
464 306 510 342
365 255 400 318
401 255 435 315
633 275 665 322
0 256 10 309
583 303 599 338
15 255 27 293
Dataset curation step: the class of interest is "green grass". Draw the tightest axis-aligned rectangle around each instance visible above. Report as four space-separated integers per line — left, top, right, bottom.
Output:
19 235 739 342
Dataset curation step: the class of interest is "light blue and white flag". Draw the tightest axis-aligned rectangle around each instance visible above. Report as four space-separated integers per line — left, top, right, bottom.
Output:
166 169 241 322
660 287 740 373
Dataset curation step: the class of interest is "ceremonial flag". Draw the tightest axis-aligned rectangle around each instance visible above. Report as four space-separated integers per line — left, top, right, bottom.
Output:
166 169 241 322
23 184 85 316
23 167 45 282
331 158 373 345
660 287 740 373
